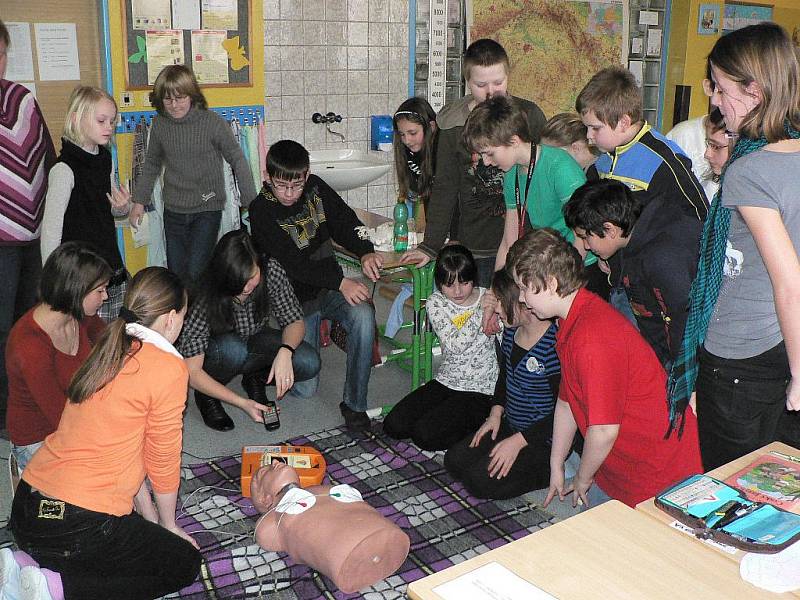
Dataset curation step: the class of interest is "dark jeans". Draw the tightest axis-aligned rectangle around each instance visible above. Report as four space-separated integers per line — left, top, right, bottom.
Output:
383 379 495 450
445 419 551 500
163 209 221 287
10 481 201 600
203 329 320 387
609 285 638 329
474 256 496 289
696 342 791 471
292 290 375 412
0 242 41 418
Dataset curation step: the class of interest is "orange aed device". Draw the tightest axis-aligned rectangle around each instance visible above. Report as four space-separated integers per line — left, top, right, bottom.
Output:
240 445 326 497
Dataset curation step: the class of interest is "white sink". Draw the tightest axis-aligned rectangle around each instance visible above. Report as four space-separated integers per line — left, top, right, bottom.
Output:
309 149 391 191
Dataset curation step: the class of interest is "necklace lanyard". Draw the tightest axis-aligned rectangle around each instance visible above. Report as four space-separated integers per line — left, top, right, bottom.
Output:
514 142 537 239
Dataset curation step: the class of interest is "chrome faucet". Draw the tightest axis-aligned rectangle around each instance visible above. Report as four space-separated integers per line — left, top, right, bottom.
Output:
326 124 346 143
312 112 346 143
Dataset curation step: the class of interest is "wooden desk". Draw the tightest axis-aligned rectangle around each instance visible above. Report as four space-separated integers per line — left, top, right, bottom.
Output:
408 500 787 599
636 442 800 566
335 209 436 389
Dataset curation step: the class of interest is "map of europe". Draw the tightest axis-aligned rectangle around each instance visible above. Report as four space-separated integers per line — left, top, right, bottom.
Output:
470 0 628 117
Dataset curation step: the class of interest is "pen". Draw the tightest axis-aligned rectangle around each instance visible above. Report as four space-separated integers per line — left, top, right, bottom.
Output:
712 502 761 530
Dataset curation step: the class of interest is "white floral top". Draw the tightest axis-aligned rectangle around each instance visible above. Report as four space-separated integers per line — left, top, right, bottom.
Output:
427 287 499 395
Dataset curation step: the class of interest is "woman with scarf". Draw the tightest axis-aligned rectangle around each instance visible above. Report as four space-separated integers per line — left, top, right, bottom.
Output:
668 22 800 470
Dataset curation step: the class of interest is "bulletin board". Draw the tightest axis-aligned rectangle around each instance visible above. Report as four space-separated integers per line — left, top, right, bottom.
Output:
121 0 252 90
1 1 104 153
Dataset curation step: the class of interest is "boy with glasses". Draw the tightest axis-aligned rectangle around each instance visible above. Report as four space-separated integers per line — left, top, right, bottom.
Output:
249 140 382 430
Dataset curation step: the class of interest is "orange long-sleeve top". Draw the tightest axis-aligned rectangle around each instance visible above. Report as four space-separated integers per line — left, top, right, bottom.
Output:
23 342 188 517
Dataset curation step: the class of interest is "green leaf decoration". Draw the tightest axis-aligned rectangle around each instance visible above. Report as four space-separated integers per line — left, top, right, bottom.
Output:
128 36 147 64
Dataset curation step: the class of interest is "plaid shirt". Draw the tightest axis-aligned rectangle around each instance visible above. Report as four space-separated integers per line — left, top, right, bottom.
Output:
177 258 304 358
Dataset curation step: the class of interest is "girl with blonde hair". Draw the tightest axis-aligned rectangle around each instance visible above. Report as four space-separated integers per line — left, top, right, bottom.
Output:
41 85 129 321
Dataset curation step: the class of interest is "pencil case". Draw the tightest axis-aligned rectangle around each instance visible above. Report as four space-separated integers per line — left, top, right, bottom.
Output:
655 474 800 553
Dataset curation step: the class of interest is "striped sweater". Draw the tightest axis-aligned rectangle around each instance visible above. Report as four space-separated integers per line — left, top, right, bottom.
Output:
0 80 55 243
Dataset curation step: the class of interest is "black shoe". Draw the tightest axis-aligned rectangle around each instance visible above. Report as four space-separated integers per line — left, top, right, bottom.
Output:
339 402 371 432
241 371 268 405
195 392 234 431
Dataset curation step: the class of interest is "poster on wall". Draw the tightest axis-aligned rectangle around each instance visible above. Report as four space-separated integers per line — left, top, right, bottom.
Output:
146 29 185 84
5 22 35 82
469 0 629 117
201 0 238 30
698 4 720 35
34 23 81 81
132 0 172 30
191 30 229 83
722 3 773 34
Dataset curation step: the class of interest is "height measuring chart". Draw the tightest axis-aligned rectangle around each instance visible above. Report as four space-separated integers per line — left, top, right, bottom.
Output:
427 0 448 111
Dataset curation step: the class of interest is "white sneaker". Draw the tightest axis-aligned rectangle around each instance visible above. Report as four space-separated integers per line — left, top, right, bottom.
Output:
18 567 53 600
0 548 22 600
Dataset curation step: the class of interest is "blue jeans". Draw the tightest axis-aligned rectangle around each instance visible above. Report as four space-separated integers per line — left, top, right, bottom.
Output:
202 329 320 386
11 441 43 473
0 242 41 416
291 290 375 412
609 285 639 329
10 480 201 599
163 209 221 286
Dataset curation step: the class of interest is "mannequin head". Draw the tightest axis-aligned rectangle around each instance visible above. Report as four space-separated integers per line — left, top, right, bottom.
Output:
250 460 301 513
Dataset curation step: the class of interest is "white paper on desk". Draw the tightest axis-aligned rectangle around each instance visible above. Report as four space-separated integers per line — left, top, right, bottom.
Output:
433 562 558 600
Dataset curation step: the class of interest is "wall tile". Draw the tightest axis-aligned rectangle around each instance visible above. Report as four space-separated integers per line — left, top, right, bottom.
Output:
302 0 324 20
327 46 348 70
368 22 388 46
283 119 306 144
263 0 281 18
388 23 407 47
306 94 327 115
280 0 302 20
326 0 347 21
368 46 388 70
305 121 326 148
327 94 347 116
348 117 369 141
303 46 326 70
347 70 368 94
368 69 388 94
388 69 407 95
368 93 389 115
264 120 283 145
326 21 347 46
281 46 304 70
347 46 369 70
327 70 348 94
389 0 408 23
282 70 304 95
348 0 369 22
264 70 281 96
264 46 281 70
348 94 370 117
349 186 368 208
367 184 388 208
303 21 326 46
264 21 282 44
303 71 327 94
264 97 282 122
348 22 368 46
280 20 303 45
282 95 306 121
369 0 389 22
326 124 348 145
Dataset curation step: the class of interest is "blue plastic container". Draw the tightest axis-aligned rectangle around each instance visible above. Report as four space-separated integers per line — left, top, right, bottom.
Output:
370 115 394 150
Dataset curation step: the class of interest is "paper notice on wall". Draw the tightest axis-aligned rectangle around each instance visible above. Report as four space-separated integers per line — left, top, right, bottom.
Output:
201 0 238 31
146 30 185 85
646 28 662 56
433 562 558 600
628 60 644 86
6 23 35 82
172 0 201 30
132 0 172 30
34 23 80 81
191 30 228 84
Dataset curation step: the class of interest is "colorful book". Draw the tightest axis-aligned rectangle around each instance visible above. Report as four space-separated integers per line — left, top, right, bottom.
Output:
725 451 800 512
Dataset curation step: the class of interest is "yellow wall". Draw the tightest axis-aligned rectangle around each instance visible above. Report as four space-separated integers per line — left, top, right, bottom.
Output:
105 1 264 272
665 1 800 128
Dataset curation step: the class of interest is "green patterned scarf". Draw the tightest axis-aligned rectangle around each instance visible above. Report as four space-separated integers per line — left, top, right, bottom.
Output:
667 122 800 435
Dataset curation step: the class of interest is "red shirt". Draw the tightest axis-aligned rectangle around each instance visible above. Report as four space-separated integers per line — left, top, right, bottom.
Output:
6 308 105 446
556 289 702 507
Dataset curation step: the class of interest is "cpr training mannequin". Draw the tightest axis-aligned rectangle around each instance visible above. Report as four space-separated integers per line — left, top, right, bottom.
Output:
251 460 410 592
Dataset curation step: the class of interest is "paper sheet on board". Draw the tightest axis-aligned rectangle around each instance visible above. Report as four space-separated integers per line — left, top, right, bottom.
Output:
34 23 80 81
6 23 35 81
432 562 558 600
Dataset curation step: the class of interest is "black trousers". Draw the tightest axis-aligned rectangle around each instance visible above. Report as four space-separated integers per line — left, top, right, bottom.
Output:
696 342 791 471
444 419 551 500
10 481 201 600
383 379 495 450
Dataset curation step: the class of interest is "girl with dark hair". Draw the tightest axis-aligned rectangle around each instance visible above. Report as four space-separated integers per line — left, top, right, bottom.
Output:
130 65 257 286
6 241 111 472
176 229 320 431
7 267 201 600
384 244 499 450
669 22 800 469
393 97 438 221
445 269 560 500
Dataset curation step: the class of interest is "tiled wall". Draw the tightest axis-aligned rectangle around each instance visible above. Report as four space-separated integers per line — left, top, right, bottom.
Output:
263 0 410 215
